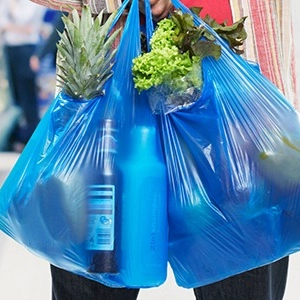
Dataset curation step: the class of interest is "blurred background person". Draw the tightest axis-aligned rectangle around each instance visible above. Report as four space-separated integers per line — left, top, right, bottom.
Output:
0 36 21 151
0 0 47 152
29 12 64 74
29 10 63 118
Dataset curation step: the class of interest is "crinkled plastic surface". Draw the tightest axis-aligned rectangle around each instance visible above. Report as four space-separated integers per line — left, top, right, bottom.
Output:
1 0 300 290
162 0 300 288
0 0 168 288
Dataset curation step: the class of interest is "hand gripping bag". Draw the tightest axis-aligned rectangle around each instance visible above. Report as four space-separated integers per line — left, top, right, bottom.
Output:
0 0 168 288
152 0 300 288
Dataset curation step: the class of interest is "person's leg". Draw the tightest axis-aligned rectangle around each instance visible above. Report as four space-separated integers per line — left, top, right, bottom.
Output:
12 45 40 142
5 45 40 145
193 256 289 300
51 265 140 300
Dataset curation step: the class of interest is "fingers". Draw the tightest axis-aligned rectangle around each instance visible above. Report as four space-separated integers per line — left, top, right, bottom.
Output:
149 0 173 21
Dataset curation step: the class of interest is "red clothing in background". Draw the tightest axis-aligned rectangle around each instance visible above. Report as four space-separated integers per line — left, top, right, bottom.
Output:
181 0 233 25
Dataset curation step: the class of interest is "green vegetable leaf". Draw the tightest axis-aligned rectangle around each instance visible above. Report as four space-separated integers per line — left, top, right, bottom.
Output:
132 8 247 94
203 15 247 54
191 40 221 61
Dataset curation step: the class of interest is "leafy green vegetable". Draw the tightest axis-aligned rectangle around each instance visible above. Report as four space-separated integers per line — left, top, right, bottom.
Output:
132 9 247 93
202 15 247 55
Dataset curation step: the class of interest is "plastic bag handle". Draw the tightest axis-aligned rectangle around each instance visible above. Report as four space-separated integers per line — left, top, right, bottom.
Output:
109 0 132 31
144 0 154 51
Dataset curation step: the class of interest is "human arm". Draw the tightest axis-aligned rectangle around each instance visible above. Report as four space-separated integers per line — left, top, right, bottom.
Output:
30 0 173 20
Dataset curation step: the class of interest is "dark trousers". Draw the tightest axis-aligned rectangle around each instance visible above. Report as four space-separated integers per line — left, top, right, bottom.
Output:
4 44 40 143
51 256 288 300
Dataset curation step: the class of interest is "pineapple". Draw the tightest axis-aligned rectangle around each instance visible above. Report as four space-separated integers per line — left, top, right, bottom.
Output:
56 5 121 100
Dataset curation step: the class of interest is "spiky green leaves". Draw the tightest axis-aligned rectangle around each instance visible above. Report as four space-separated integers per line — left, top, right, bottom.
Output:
56 5 121 100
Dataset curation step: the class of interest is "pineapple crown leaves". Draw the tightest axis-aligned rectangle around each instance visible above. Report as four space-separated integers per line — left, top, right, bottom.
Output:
56 5 121 100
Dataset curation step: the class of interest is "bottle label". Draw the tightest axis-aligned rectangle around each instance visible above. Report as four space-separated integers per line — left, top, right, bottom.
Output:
87 184 115 251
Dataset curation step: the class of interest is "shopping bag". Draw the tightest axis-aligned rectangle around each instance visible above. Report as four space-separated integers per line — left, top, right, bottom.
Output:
150 0 300 288
0 0 168 288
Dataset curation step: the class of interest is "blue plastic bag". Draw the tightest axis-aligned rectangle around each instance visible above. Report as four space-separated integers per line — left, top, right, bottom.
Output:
2 0 300 290
0 0 168 288
156 0 300 288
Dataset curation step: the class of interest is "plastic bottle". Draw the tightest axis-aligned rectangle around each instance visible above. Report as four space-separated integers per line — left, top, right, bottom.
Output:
86 119 120 273
120 125 168 287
